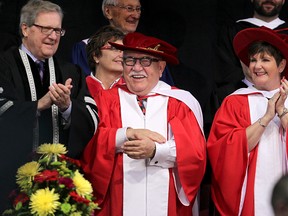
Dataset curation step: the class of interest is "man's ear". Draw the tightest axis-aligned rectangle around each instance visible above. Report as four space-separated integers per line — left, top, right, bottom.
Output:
158 61 166 78
104 6 113 20
21 23 28 37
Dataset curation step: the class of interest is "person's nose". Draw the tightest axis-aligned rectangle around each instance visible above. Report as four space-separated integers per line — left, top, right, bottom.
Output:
130 9 141 18
132 59 144 70
48 30 58 40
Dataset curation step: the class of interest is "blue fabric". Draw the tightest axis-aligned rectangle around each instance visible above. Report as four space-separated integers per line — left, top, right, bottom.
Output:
71 40 175 85
161 66 174 86
71 40 91 76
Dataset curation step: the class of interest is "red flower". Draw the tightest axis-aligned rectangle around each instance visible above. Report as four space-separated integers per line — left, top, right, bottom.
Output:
69 191 90 205
59 177 74 189
60 154 81 167
13 192 29 206
34 170 59 183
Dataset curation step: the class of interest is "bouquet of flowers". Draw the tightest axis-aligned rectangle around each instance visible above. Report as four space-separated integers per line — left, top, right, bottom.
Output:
3 143 99 216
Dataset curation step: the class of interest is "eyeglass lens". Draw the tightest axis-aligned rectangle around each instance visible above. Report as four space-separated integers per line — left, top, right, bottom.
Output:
33 24 65 36
123 57 159 67
112 4 141 13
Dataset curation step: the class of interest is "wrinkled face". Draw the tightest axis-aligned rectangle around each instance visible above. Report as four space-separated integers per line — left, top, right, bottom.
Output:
252 0 285 17
123 51 166 96
95 39 124 75
21 12 62 60
104 0 141 34
249 52 286 90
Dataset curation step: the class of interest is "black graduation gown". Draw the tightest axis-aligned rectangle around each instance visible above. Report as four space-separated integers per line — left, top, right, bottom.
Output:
0 47 96 211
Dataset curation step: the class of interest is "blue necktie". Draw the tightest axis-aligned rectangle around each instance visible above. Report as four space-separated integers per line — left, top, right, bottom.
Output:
35 60 44 81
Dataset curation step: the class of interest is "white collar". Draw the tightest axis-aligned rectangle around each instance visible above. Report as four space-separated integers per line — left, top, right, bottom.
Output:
90 73 120 89
236 17 285 29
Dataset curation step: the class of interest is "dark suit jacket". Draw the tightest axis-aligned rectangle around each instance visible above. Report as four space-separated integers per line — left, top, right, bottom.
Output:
0 47 97 212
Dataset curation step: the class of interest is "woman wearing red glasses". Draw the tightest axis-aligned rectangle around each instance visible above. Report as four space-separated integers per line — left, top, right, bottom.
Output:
86 25 125 102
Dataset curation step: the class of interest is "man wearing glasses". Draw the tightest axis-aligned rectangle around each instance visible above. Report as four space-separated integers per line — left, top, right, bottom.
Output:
72 0 141 77
0 0 97 211
81 32 206 216
71 0 175 86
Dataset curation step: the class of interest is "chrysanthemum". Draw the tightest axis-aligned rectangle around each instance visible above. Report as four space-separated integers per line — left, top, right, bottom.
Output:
16 161 41 191
30 188 60 216
37 143 67 162
37 143 67 155
72 170 93 197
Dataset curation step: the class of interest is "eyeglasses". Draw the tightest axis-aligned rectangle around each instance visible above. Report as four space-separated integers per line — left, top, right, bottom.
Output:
100 45 122 52
32 24 66 36
123 56 160 67
110 4 142 13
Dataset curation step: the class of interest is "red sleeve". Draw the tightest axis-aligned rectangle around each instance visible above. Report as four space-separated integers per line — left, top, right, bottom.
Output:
168 98 206 203
207 94 251 215
81 88 121 204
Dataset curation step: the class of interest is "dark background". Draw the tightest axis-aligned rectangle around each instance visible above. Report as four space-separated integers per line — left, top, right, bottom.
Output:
1 0 288 214
1 0 288 132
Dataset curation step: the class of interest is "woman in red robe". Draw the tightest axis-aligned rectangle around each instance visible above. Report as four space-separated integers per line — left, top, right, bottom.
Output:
208 27 288 216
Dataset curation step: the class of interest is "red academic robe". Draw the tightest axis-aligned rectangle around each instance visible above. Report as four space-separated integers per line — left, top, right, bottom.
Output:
86 76 124 103
81 86 206 216
207 93 288 215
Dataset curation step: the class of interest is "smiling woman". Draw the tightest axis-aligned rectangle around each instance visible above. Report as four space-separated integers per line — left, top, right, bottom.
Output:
207 27 288 215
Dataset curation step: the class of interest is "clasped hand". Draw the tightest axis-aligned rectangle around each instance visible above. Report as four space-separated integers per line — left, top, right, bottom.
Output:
37 78 72 112
122 128 166 160
265 77 288 121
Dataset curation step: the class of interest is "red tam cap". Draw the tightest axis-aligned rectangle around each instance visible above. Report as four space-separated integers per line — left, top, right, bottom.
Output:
109 32 179 65
233 26 288 76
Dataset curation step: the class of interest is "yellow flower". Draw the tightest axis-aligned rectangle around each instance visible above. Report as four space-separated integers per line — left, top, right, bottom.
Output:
37 143 67 155
16 161 41 192
72 170 93 197
37 143 67 162
30 188 60 216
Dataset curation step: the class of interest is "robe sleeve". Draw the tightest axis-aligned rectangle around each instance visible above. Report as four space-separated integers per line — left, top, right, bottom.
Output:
81 88 121 204
207 94 251 215
58 60 97 159
168 97 206 203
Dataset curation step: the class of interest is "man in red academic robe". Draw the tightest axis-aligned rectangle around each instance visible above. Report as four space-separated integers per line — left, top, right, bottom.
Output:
81 32 206 216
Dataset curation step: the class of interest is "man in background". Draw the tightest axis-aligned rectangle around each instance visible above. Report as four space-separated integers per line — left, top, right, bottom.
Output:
71 0 174 85
271 175 288 216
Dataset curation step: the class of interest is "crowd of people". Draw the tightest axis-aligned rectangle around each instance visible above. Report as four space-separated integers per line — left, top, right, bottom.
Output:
1 0 288 215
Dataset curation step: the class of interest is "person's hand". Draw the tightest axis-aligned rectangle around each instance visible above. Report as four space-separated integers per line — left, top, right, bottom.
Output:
49 78 73 111
37 92 53 111
123 128 166 159
122 137 156 159
126 128 166 143
276 77 288 114
262 92 280 121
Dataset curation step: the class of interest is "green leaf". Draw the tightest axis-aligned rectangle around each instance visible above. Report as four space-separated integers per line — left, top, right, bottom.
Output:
60 203 72 214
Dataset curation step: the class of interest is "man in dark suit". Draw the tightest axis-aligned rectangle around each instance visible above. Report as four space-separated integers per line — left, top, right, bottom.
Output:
0 0 98 212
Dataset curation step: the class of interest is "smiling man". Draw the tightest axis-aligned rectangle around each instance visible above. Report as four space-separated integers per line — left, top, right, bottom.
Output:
103 0 141 34
71 0 141 76
81 32 206 216
0 0 97 212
